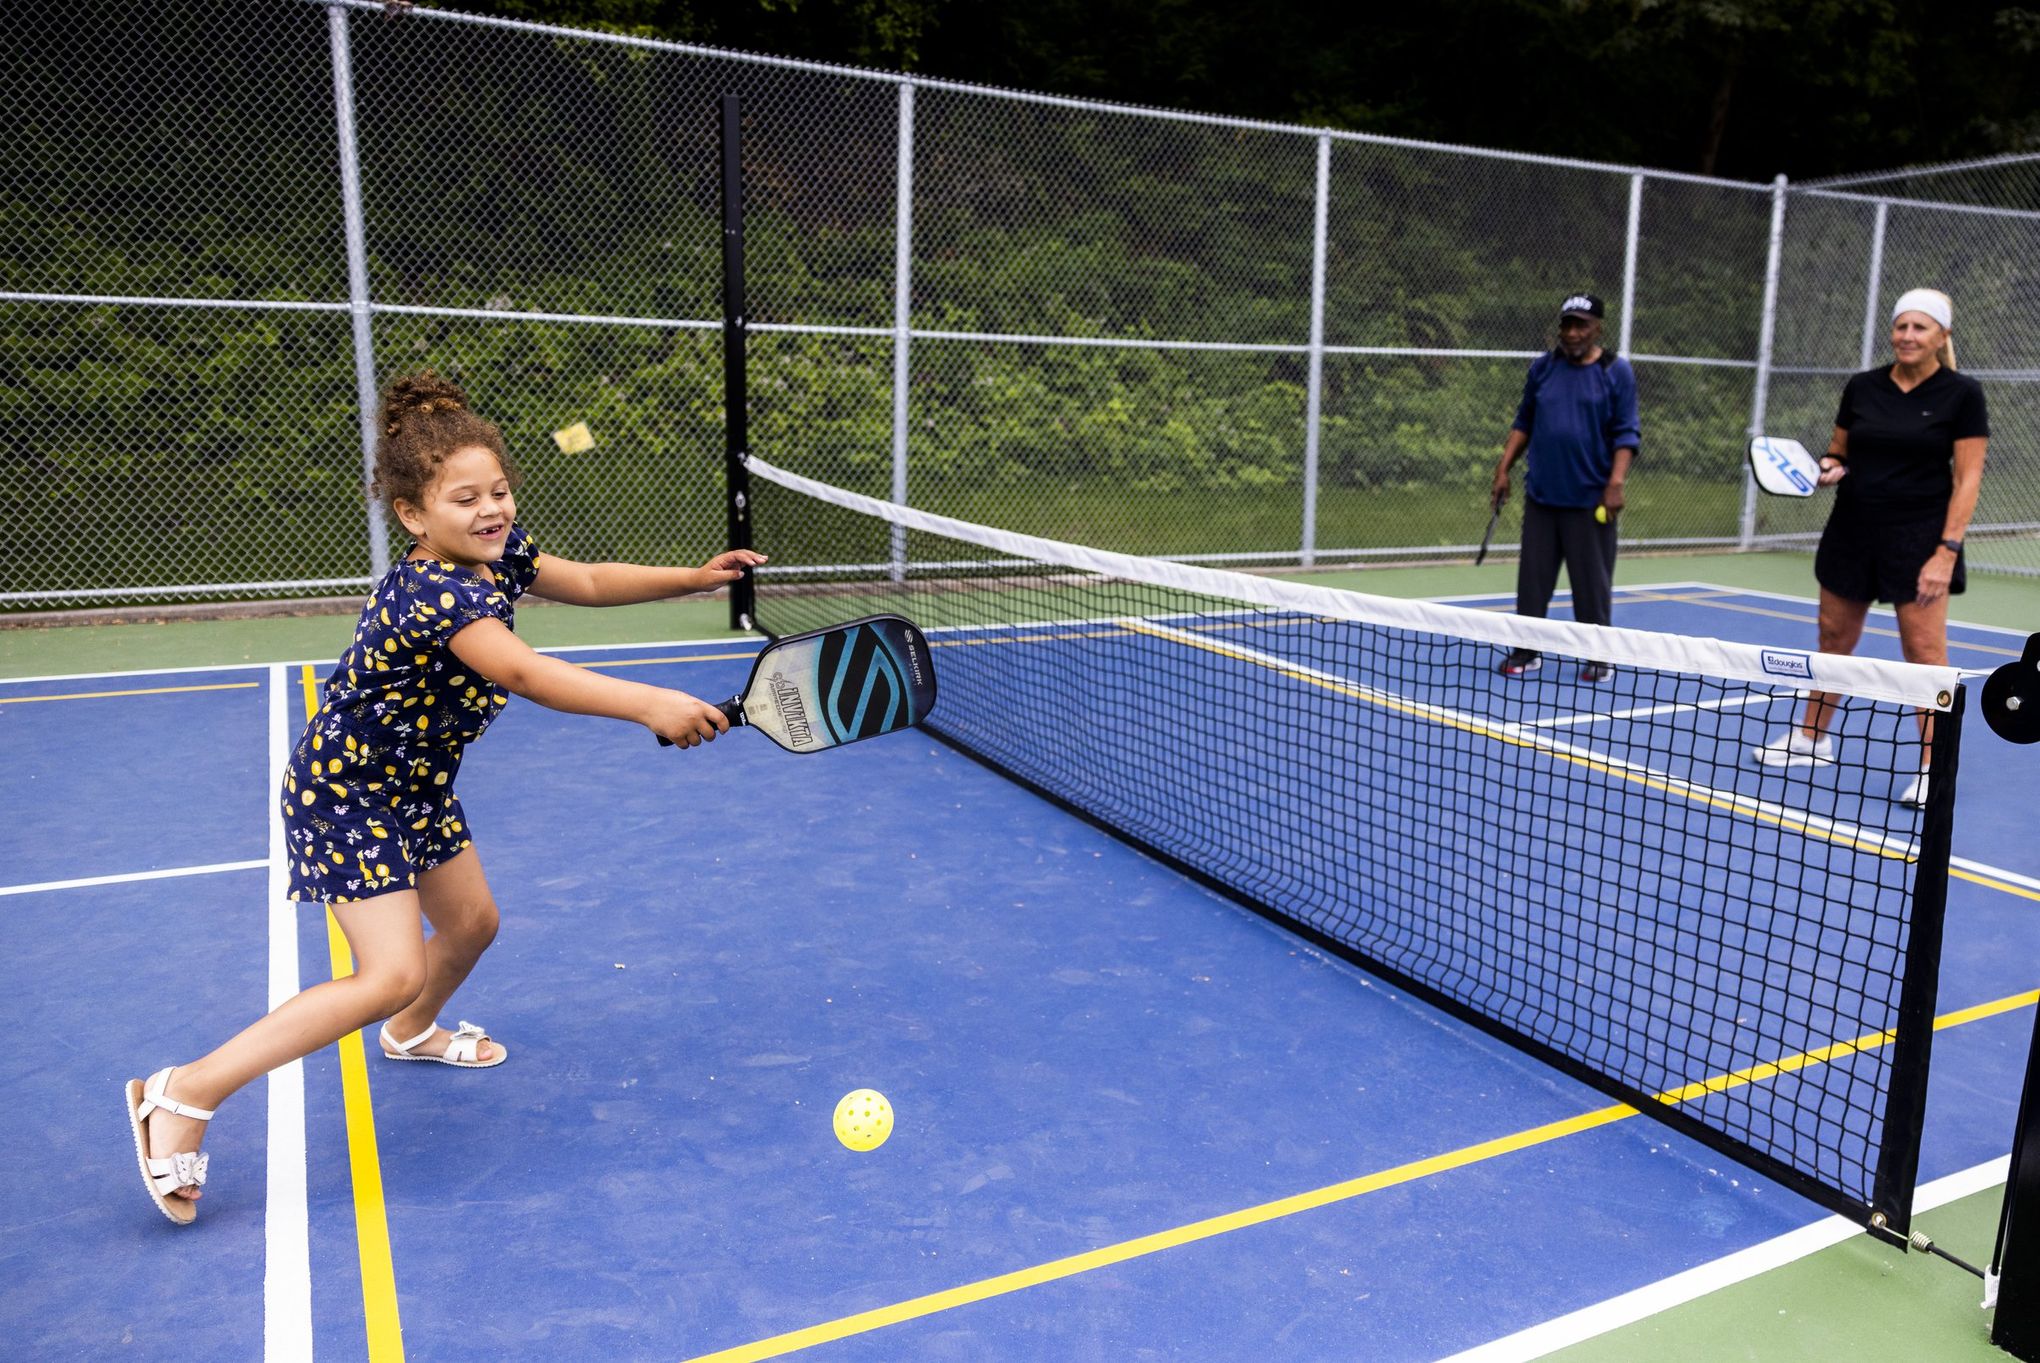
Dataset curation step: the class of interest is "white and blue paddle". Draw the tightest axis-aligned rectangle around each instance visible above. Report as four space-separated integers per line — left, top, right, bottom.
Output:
1747 436 1825 498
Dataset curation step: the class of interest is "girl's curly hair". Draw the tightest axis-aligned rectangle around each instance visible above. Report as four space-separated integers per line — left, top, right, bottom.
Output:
370 371 518 509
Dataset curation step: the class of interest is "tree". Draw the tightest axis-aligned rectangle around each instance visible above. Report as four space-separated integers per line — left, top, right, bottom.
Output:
448 0 2040 179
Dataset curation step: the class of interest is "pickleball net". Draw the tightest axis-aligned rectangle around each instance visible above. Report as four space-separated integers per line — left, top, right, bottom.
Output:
740 453 1966 1235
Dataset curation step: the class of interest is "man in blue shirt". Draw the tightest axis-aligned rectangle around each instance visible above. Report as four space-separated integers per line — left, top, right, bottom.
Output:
1489 292 1640 680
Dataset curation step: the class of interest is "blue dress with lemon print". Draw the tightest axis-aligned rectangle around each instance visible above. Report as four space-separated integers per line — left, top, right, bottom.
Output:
281 525 541 903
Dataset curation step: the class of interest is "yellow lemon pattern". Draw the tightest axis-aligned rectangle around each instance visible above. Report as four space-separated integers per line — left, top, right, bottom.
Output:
280 525 541 903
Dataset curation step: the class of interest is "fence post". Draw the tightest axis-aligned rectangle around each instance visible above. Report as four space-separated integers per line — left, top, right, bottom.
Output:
1618 174 1642 358
889 81 916 581
327 3 389 580
719 93 756 631
1300 134 1330 567
1741 173 1788 550
1857 199 1889 370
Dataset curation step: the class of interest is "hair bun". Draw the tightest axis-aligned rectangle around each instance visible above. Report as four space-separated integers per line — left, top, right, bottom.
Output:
379 370 471 430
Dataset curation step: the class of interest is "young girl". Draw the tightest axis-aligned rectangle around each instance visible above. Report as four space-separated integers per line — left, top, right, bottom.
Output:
125 371 765 1225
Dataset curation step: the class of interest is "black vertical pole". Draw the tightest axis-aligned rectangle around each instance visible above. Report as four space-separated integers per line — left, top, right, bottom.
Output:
719 93 756 631
1869 684 1964 1241
1995 1002 2040 1359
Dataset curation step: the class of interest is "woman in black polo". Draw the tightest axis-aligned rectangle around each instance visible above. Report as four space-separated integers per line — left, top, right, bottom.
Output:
1749 287 1988 807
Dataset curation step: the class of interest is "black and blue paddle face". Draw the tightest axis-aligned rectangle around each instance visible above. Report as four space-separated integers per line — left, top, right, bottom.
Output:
742 614 936 752
663 614 936 753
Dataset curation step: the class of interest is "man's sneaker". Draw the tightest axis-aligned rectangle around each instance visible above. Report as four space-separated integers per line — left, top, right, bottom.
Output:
1497 648 1542 677
1580 661 1614 683
1748 729 1836 768
1898 771 1929 808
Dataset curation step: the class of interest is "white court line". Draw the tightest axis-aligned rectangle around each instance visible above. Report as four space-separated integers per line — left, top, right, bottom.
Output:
1452 578 2027 647
1523 688 1801 729
0 859 268 897
1689 581 2036 638
0 632 759 688
1954 858 2040 894
1435 1155 2010 1363
0 659 281 686
1383 583 1726 607
263 666 313 1359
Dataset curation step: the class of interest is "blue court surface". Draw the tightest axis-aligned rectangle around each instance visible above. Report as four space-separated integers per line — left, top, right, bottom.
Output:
3 583 2037 1362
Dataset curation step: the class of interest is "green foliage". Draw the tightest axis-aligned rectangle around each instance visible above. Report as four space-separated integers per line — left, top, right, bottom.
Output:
6 0 2030 604
446 0 2040 180
0 304 370 591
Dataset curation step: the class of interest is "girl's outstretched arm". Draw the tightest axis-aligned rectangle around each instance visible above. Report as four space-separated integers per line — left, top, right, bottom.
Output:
448 617 728 746
527 550 767 608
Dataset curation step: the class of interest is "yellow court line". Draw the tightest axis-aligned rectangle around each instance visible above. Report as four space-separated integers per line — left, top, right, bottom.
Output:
297 665 406 1363
688 1105 1637 1363
0 681 259 704
1956 870 2040 902
686 986 2040 1363
1935 989 2040 1030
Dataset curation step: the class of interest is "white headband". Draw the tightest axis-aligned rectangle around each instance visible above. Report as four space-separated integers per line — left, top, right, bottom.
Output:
1891 288 1952 330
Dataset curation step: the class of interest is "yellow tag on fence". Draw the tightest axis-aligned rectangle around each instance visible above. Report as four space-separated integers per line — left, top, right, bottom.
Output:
551 421 594 454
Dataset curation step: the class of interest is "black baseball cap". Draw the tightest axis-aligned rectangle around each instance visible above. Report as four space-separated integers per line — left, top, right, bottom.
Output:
1559 293 1605 320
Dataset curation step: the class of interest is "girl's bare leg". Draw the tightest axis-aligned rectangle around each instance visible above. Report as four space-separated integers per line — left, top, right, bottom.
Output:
380 847 503 1063
142 892 428 1201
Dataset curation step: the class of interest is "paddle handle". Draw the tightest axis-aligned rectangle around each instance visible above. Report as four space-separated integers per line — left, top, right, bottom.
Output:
657 696 745 747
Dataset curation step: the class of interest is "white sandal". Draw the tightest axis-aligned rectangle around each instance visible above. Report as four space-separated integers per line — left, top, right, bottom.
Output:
378 1019 507 1069
124 1067 214 1226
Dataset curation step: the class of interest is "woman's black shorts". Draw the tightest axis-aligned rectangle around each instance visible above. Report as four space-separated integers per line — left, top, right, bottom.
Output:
1814 505 1965 606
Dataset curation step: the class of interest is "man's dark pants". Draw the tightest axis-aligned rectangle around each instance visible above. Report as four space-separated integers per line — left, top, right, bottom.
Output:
1515 497 1619 629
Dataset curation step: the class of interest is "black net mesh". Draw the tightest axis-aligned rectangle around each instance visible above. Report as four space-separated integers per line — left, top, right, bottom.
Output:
743 454 1958 1229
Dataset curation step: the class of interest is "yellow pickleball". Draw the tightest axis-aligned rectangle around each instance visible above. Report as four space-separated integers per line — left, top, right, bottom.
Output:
550 421 594 454
833 1088 893 1152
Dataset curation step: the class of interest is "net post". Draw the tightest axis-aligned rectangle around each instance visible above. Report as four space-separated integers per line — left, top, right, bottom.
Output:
1856 199 1889 370
719 92 756 631
1868 684 1964 1240
1993 1002 2040 1358
1618 173 1642 358
1740 173 1787 551
888 81 916 584
1300 133 1330 568
327 2 390 581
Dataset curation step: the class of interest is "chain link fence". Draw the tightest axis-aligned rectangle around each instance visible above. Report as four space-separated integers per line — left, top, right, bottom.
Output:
1754 159 2040 576
5 0 2036 609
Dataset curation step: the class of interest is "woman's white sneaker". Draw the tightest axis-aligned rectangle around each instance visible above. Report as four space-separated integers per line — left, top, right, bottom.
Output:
1749 729 1836 768
1898 772 1929 808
